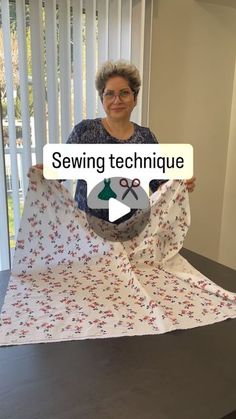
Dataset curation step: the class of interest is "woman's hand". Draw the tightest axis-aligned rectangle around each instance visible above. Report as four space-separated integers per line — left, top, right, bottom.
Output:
27 164 43 177
185 176 196 193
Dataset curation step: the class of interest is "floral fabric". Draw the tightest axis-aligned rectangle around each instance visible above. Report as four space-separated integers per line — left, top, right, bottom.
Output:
0 168 236 346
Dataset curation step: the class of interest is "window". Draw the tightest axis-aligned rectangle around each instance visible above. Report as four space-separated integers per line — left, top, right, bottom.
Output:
0 0 153 269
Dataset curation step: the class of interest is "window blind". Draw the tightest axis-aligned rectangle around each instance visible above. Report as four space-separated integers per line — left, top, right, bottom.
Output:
0 0 153 270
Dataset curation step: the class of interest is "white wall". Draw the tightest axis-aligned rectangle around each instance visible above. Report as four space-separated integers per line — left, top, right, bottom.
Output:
149 0 236 268
219 57 236 268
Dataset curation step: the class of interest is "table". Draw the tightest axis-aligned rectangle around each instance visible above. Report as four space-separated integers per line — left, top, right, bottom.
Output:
0 248 236 419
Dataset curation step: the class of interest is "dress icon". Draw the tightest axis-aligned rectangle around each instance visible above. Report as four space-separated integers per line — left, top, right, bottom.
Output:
98 179 117 200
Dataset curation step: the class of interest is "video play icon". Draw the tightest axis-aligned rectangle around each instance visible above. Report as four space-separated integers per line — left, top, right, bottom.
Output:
86 177 151 241
108 198 131 222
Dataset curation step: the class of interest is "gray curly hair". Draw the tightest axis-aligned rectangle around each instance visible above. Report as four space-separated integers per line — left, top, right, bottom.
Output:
95 60 141 101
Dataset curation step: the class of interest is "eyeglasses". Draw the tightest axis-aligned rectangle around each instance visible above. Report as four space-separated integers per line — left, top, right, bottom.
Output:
102 89 135 102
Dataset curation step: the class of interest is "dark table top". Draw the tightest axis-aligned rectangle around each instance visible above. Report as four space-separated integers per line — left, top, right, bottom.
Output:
0 248 236 419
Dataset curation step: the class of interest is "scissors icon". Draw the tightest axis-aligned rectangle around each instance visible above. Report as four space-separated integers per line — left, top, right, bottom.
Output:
120 178 140 200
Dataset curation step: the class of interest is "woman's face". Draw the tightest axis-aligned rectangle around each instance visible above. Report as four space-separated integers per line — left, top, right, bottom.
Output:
102 76 137 121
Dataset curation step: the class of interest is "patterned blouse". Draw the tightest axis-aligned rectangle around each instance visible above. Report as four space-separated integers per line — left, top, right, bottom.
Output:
66 118 166 222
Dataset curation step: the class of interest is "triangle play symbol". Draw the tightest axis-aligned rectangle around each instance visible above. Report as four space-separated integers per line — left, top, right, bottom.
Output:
108 198 131 222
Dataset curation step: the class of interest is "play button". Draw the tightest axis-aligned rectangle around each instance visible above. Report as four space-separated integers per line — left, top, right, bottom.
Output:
108 198 131 222
86 176 151 241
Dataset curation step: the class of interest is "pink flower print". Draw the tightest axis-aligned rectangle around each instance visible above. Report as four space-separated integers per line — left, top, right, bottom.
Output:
147 300 158 309
42 192 50 201
102 310 114 318
54 313 64 321
28 231 34 242
57 244 64 254
38 242 45 251
19 329 29 336
53 282 62 288
41 323 54 331
68 250 77 257
30 249 41 257
75 325 83 334
17 240 25 250
30 181 37 192
2 317 12 325
35 229 43 239
39 203 47 213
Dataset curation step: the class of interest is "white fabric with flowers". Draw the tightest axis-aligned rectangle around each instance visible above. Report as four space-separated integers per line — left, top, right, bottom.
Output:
0 168 236 346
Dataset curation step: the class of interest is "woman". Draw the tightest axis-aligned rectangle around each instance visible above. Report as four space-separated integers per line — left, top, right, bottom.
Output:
34 60 196 222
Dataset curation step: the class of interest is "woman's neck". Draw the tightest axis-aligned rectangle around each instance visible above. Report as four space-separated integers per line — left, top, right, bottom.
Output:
102 117 134 140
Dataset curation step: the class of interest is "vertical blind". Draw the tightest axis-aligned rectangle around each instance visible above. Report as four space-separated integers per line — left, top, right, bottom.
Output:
0 0 153 270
